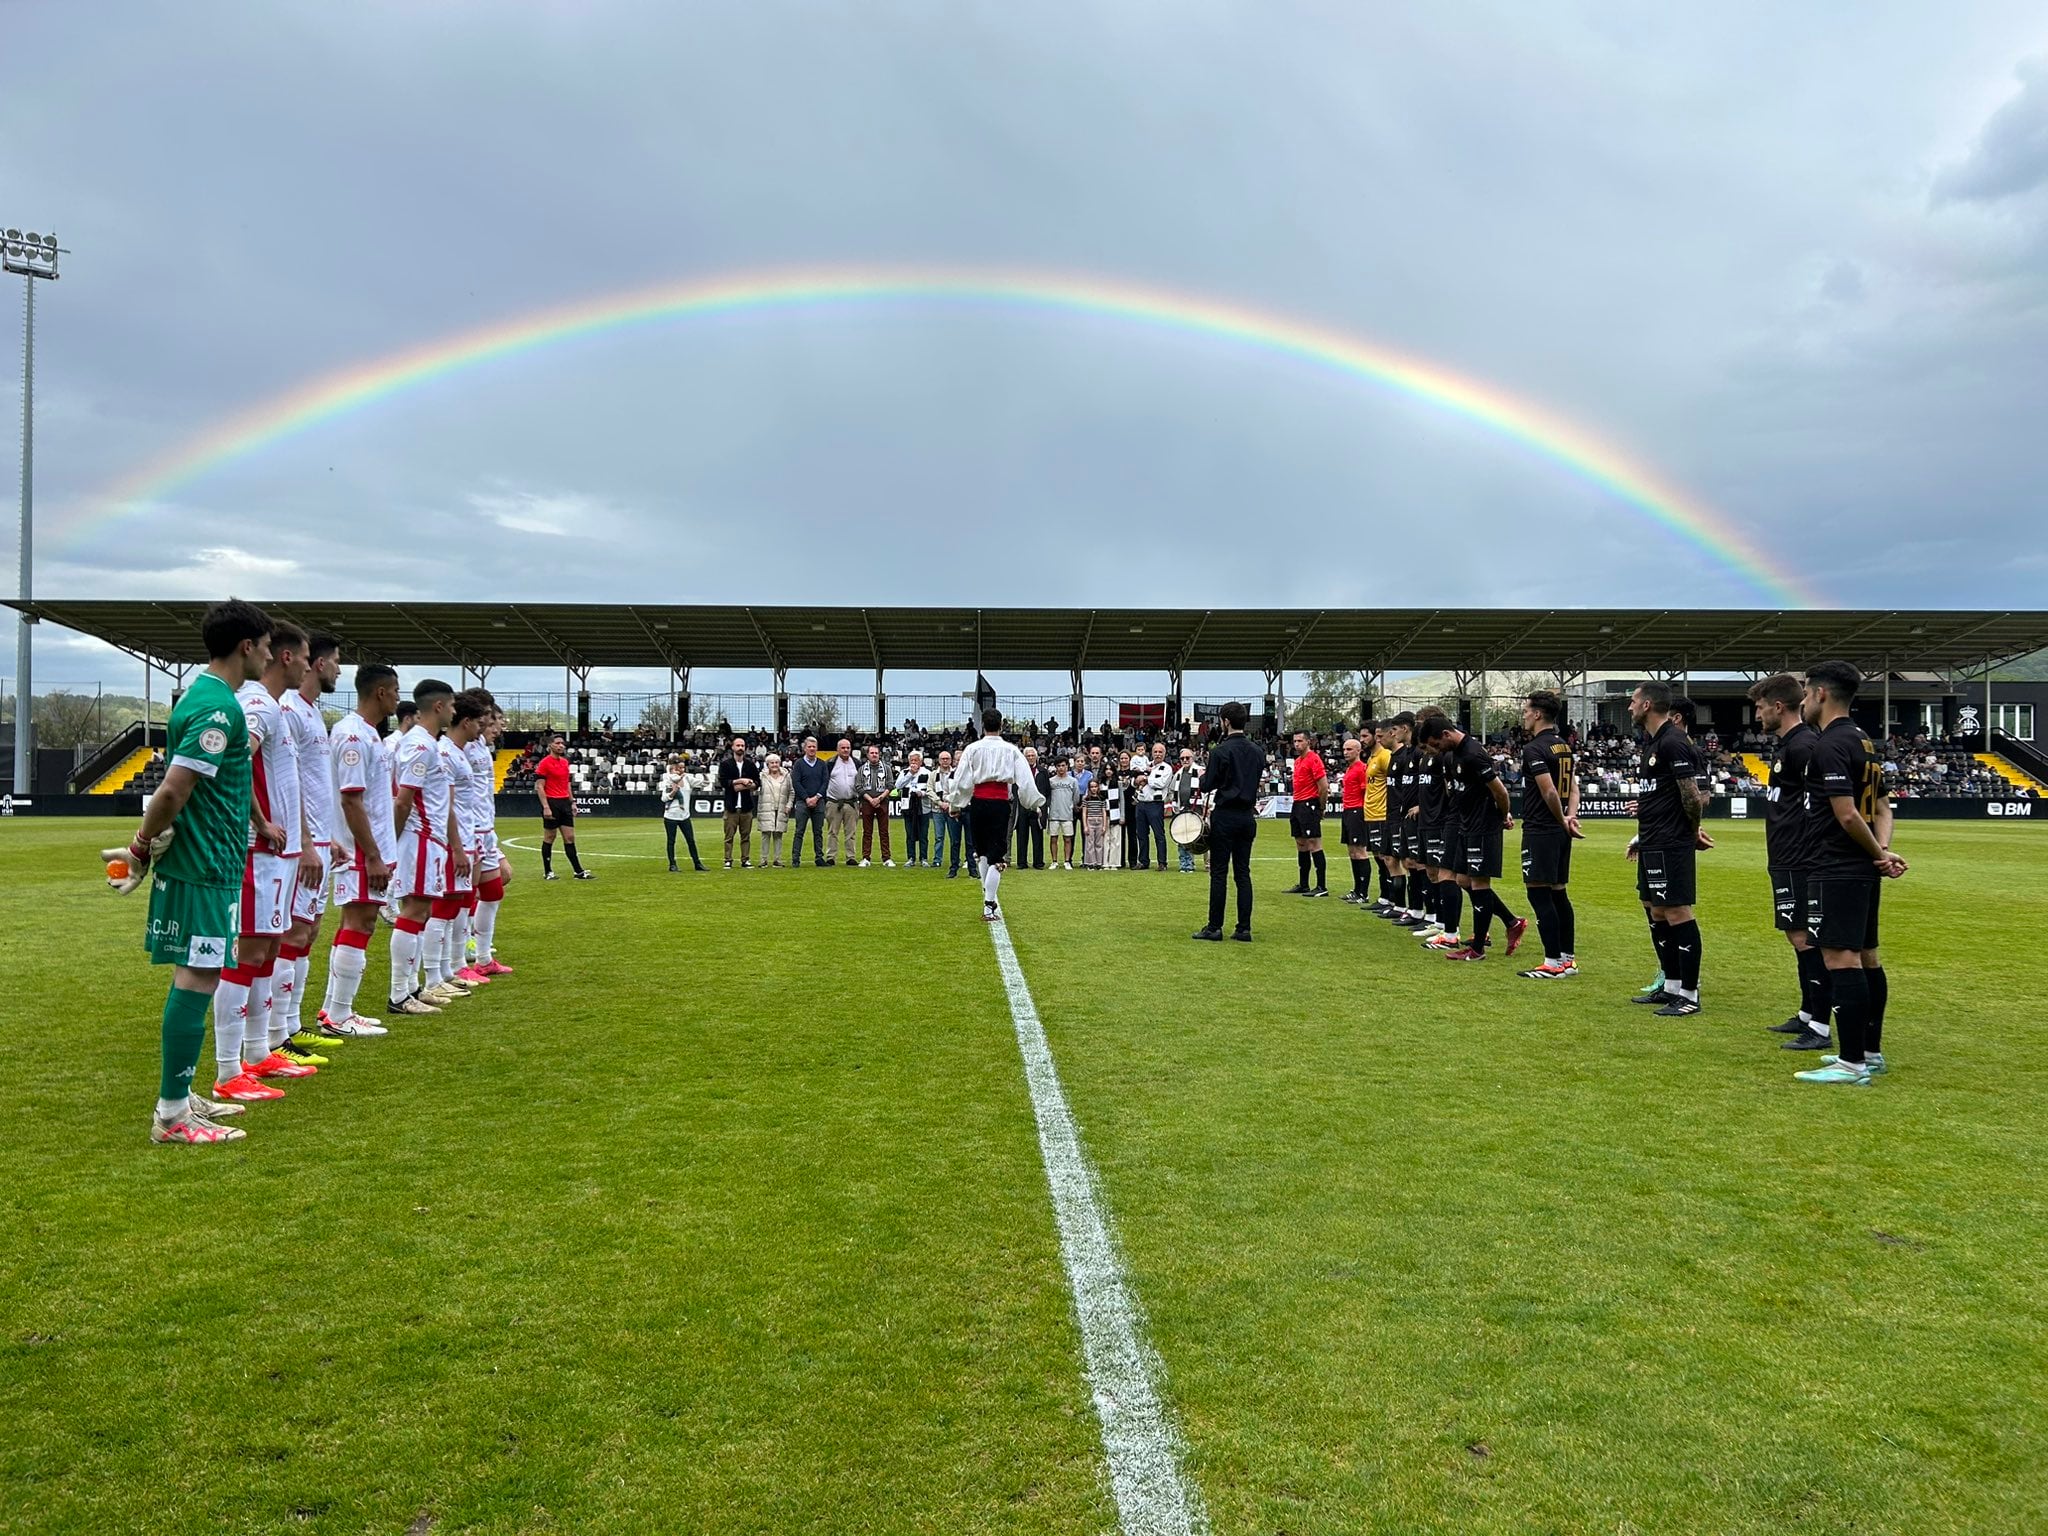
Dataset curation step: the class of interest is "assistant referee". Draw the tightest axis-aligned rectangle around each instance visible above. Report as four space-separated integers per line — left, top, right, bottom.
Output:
1193 702 1265 942
533 735 590 881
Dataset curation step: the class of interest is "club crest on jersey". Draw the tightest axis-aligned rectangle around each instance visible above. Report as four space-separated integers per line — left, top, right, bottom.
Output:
199 727 229 754
1648 754 1658 766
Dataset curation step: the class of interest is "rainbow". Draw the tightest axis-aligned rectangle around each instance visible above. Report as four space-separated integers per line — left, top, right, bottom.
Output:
72 266 1820 605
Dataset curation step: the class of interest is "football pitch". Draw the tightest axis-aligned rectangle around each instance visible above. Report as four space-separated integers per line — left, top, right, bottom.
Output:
2 816 2044 1535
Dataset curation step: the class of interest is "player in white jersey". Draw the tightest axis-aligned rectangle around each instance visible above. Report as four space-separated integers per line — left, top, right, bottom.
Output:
947 706 1047 923
423 711 483 1004
209 624 316 1103
466 694 515 976
273 633 341 1061
389 680 463 1015
319 665 401 1036
452 689 505 983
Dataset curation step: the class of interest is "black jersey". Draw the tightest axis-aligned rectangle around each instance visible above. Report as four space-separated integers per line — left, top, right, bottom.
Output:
1390 745 1418 816
1636 719 1701 850
1417 747 1449 825
1764 721 1818 871
1446 733 1501 829
1519 729 1574 834
1804 717 1886 879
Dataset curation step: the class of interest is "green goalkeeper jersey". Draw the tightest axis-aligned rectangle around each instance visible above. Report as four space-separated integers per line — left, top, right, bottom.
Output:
154 670 251 889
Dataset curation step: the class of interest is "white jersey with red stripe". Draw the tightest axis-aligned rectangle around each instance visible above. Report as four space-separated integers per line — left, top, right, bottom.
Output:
462 737 496 837
440 735 479 852
282 688 334 848
395 724 452 844
237 680 302 857
330 711 397 864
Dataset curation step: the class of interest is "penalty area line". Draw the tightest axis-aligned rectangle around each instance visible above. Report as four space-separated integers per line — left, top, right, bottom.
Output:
987 916 1207 1536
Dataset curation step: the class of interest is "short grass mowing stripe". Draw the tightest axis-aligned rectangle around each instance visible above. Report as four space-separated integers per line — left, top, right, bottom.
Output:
989 915 1208 1536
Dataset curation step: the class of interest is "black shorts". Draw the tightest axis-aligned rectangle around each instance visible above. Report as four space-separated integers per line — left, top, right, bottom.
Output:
1636 845 1697 907
1809 877 1880 952
968 799 1016 863
1365 820 1390 855
1460 823 1504 880
1399 820 1421 861
542 795 576 829
1289 802 1324 839
1340 808 1369 846
1521 830 1572 886
1769 868 1810 934
1421 822 1447 868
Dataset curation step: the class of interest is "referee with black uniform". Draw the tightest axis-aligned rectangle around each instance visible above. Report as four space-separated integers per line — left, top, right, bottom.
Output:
1193 702 1264 941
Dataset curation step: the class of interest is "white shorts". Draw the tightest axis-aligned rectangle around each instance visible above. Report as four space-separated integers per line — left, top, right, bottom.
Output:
240 851 295 938
291 844 332 923
477 829 501 873
329 843 389 907
390 828 449 902
1047 820 1075 839
451 843 480 895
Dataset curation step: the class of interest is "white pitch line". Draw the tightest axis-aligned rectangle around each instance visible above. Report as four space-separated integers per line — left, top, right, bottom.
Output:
987 916 1208 1536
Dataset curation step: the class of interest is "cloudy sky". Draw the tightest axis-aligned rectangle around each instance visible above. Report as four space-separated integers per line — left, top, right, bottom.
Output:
5 1 2046 708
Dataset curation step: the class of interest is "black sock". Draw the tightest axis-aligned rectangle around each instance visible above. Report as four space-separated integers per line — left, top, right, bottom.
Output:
542 843 554 875
1471 888 1493 947
1352 861 1367 897
1441 881 1464 935
1312 850 1327 890
1866 965 1887 1054
1298 851 1311 886
1554 888 1576 956
565 841 585 874
1668 918 1702 991
1796 945 1830 1023
1526 887 1557 957
1390 874 1406 909
1487 887 1519 924
1650 917 1673 983
1831 965 1869 1063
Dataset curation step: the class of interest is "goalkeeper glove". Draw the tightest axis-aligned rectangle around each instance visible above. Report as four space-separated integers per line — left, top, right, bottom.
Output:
102 827 174 895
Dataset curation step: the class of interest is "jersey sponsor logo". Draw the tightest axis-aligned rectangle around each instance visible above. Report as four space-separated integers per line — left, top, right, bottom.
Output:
199 727 229 754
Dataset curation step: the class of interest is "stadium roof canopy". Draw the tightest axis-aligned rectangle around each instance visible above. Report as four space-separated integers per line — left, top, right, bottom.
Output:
9 600 2046 680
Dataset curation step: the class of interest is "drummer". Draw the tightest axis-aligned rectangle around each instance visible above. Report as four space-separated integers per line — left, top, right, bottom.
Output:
1168 745 1204 874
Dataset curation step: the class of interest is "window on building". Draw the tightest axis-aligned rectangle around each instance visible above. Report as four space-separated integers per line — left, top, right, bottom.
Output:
1994 703 2035 741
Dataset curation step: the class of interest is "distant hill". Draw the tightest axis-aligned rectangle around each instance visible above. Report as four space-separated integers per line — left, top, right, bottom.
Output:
1995 648 2048 682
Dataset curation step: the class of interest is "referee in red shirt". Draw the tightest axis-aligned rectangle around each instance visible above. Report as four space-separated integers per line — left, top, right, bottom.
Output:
1287 730 1330 896
533 735 591 881
1338 735 1373 902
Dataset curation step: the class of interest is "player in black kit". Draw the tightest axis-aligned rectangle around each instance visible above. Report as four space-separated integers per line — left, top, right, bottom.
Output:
1749 673 1831 1049
1516 690 1583 978
1415 715 1526 960
1627 681 1708 1016
1793 661 1908 1085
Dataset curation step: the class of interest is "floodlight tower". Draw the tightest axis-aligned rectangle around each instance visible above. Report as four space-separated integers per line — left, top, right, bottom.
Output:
3 227 61 797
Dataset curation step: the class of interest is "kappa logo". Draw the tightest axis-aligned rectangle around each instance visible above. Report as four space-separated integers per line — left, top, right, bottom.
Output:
208 710 230 725
188 935 227 966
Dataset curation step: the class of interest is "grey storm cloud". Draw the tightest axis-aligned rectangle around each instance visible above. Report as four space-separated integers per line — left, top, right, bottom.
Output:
1933 58 2048 206
4 0 2048 699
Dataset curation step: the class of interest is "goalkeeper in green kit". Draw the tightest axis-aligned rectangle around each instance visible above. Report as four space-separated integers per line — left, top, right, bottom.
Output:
107 599 275 1144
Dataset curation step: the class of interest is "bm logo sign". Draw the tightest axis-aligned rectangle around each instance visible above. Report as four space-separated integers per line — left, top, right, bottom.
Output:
1988 802 2035 818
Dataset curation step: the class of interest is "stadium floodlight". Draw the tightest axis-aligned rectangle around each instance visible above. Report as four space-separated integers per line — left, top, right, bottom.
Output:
6 220 64 800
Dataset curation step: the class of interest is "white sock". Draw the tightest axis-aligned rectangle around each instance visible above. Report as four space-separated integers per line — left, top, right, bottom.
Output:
451 909 472 972
422 918 448 987
1679 986 1700 1002
982 864 1001 906
392 927 421 1002
157 1096 189 1120
476 899 499 962
243 973 275 1066
212 979 248 1081
327 940 367 1018
284 953 310 1036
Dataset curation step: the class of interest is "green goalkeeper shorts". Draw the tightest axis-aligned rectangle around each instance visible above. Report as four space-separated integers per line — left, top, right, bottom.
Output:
144 874 238 969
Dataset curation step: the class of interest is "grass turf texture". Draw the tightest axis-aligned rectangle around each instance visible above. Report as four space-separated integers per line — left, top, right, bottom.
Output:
0 816 2042 1534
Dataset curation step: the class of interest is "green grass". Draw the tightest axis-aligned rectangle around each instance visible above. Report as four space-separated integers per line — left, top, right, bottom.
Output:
1 816 2043 1534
